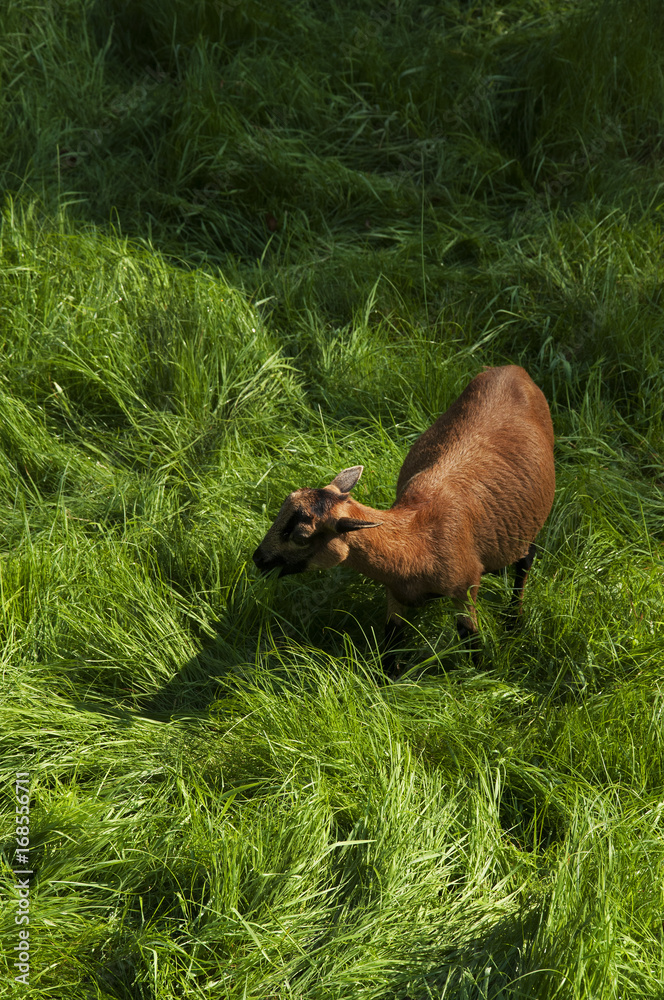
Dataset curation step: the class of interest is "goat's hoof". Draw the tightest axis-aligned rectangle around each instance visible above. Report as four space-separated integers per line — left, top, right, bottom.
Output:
379 656 405 681
503 610 523 633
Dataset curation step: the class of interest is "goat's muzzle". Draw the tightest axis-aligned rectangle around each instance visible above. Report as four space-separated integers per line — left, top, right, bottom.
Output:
252 546 308 578
252 546 277 573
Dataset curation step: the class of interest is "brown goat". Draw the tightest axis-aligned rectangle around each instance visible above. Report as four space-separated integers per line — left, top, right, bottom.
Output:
252 365 555 668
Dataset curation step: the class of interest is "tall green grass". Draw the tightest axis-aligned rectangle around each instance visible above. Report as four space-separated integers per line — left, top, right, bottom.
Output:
1 1 664 997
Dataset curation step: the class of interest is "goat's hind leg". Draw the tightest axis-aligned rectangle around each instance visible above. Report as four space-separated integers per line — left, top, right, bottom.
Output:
508 542 537 627
453 580 481 664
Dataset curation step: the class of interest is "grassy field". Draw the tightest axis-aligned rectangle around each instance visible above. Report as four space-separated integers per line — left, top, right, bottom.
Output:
2 0 664 997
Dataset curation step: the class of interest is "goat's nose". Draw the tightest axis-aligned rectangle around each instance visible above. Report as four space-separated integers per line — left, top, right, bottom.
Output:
252 547 265 569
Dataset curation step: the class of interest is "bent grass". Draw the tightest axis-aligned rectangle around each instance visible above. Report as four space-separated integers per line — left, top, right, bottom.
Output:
1 1 664 997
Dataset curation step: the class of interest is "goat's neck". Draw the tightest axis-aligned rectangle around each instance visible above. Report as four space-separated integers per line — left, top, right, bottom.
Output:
340 501 422 587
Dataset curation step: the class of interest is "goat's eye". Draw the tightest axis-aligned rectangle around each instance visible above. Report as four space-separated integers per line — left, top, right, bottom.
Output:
281 512 314 545
291 531 310 548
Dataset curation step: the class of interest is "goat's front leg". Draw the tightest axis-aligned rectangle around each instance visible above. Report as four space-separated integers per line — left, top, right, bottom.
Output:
381 589 411 676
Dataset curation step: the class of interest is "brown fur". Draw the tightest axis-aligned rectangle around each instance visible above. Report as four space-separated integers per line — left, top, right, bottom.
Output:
252 366 555 663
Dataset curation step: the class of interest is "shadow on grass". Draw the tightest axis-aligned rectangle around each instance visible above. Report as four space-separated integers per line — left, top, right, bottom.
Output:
131 624 485 722
135 637 247 718
121 547 593 725
406 906 548 1000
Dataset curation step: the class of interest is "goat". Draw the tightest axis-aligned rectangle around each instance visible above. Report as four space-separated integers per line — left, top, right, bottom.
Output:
252 365 555 669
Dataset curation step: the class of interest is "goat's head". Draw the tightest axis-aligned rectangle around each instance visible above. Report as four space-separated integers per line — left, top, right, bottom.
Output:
252 466 382 577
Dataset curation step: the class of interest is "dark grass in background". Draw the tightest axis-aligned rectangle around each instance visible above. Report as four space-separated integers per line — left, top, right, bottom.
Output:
1 1 664 997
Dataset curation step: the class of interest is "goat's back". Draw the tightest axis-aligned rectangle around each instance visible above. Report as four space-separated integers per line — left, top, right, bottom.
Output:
394 366 555 570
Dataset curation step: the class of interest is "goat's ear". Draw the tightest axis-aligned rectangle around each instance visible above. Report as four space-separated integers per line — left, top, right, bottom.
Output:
328 466 363 493
335 517 382 533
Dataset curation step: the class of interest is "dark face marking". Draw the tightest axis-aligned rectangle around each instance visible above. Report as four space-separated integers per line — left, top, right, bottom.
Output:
280 510 313 541
311 488 342 518
252 487 346 580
